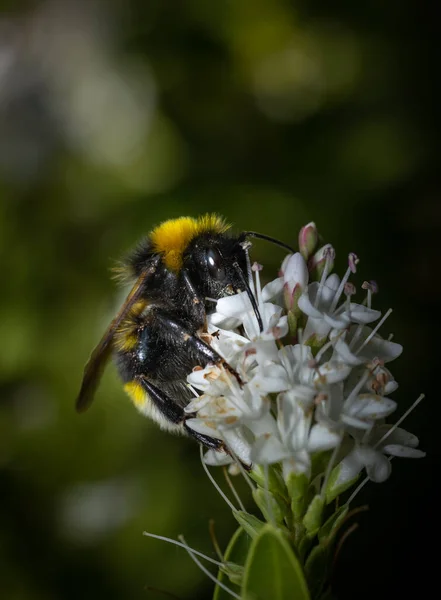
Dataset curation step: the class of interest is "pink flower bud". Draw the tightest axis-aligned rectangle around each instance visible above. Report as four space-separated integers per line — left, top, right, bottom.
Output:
298 222 318 260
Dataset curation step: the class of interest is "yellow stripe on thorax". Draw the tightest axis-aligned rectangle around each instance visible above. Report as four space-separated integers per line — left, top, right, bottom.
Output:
150 214 230 272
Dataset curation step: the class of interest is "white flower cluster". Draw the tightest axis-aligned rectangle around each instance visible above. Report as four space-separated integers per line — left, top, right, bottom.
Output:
185 224 425 498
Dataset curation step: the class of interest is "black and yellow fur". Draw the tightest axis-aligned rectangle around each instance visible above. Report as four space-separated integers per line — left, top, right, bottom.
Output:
76 214 293 450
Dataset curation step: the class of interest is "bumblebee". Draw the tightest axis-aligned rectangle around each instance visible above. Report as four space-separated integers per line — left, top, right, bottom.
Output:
76 214 293 450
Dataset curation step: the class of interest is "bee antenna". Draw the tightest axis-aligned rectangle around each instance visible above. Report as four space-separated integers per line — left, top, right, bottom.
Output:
232 262 264 333
242 231 295 254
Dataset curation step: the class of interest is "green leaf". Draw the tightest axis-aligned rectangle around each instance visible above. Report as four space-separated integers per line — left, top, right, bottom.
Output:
318 505 349 544
302 495 325 536
325 464 360 504
249 465 288 502
213 527 250 600
310 450 332 481
286 471 309 521
233 511 266 539
298 534 314 563
304 543 330 599
252 487 288 526
242 524 311 600
304 334 327 356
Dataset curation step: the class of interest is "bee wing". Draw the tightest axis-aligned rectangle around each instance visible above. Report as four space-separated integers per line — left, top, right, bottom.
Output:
75 258 159 413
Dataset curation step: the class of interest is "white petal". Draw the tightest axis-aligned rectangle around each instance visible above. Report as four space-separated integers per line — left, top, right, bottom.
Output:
303 317 332 341
207 311 242 331
315 361 351 385
351 327 403 363
251 369 290 393
320 274 340 308
242 312 260 340
382 444 426 458
262 277 284 301
318 382 344 424
346 394 397 420
283 253 308 294
187 366 225 392
185 418 220 438
269 315 289 339
197 397 241 423
347 304 382 324
298 291 323 318
252 434 288 464
246 412 279 438
222 428 253 465
204 449 234 466
323 312 351 330
246 340 280 366
282 451 311 477
280 254 291 274
184 394 212 413
308 424 340 452
331 336 363 366
335 450 364 485
341 414 373 430
287 344 314 364
368 425 420 449
362 449 391 483
278 394 312 450
216 292 252 318
384 380 399 394
208 331 248 368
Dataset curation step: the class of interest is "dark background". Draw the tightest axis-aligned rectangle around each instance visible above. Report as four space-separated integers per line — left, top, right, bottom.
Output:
0 1 438 599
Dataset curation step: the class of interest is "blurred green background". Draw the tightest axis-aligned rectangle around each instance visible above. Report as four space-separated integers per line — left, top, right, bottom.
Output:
0 1 438 599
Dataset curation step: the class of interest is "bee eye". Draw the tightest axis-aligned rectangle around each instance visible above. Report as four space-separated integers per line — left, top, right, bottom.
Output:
206 248 226 280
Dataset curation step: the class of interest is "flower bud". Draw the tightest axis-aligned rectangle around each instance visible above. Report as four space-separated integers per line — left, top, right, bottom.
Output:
298 222 318 260
282 253 309 313
308 244 335 280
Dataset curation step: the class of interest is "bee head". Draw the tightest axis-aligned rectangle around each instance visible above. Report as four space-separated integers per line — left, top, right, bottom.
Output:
183 233 249 301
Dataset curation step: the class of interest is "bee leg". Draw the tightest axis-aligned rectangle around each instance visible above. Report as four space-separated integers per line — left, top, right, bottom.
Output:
183 423 225 450
181 269 206 328
138 376 223 450
155 310 243 385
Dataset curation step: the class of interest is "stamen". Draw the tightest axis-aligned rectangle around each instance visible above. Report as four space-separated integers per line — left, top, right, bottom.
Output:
315 338 336 362
345 458 393 506
187 383 200 398
355 309 393 355
343 368 371 410
178 535 241 600
223 467 246 512
348 252 359 273
209 520 224 562
349 323 364 350
233 262 263 334
143 532 223 567
314 247 334 308
373 394 425 450
362 281 378 309
329 253 358 313
200 446 238 512
346 474 370 506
